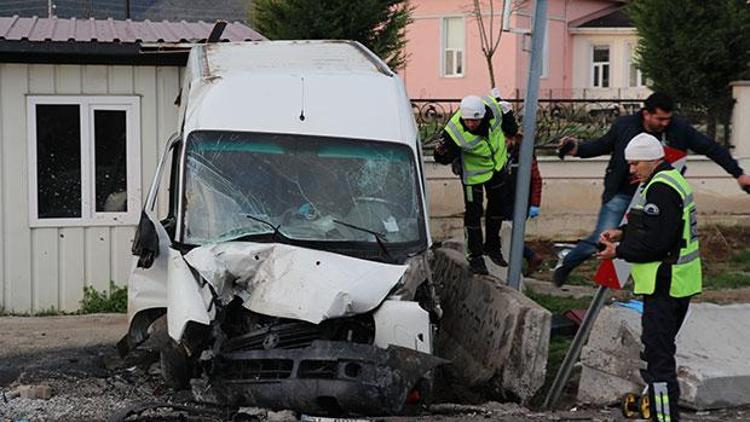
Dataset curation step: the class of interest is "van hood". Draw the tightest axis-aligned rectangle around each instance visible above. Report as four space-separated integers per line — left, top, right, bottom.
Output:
184 242 408 324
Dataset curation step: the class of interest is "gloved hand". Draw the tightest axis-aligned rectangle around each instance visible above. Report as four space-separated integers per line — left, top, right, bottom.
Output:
529 206 540 219
490 87 502 99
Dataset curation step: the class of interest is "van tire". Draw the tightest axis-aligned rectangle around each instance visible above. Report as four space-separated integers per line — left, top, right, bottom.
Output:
160 340 191 390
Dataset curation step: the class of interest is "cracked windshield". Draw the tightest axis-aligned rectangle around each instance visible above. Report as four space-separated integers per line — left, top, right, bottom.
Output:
183 131 425 248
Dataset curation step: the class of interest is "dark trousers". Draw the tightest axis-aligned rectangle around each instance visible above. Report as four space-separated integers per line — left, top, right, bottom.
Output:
462 170 506 257
641 290 691 422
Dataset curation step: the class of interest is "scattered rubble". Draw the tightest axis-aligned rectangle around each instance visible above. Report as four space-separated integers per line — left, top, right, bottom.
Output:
6 384 53 400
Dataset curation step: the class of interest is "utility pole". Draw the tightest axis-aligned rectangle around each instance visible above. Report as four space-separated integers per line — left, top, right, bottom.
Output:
507 0 548 290
125 0 131 19
48 0 55 18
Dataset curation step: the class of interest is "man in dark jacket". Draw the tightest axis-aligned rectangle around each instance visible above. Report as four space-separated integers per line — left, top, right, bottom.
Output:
555 92 749 286
433 92 518 275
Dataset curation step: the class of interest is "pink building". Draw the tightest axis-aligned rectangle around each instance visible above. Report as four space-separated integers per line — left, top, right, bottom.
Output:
401 0 650 100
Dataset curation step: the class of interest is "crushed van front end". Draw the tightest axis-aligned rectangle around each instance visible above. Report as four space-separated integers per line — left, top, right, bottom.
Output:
203 340 443 415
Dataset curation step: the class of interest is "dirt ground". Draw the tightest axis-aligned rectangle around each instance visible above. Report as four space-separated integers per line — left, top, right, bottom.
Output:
2 314 749 421
526 225 750 303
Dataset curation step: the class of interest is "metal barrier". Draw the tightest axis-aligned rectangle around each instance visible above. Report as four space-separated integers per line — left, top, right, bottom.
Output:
412 97 730 151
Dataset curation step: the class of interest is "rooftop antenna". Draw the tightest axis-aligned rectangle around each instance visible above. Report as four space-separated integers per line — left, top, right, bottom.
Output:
207 21 227 43
299 76 306 121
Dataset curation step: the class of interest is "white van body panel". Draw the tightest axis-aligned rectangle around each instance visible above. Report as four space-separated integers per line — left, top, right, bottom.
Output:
129 41 431 350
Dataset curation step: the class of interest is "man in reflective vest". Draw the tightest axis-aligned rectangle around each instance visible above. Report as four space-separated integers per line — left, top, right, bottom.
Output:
597 133 702 422
434 94 516 274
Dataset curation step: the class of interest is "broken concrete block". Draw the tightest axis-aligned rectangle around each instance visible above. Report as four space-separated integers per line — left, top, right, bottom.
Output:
577 303 750 410
577 365 642 405
431 247 551 403
675 303 750 410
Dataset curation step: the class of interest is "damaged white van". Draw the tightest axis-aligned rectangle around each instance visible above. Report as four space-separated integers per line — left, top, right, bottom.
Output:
119 40 443 416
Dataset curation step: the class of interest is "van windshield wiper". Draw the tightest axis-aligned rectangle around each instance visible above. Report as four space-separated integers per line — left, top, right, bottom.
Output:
332 219 395 263
244 214 285 242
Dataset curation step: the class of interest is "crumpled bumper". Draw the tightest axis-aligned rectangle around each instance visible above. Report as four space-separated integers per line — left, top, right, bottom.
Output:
207 340 446 415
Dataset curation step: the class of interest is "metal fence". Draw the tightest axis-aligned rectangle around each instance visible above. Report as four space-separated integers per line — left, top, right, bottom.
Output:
412 97 730 154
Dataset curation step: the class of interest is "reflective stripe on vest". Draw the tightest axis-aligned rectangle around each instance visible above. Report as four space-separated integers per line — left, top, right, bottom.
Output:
444 101 508 185
482 95 502 131
630 169 702 298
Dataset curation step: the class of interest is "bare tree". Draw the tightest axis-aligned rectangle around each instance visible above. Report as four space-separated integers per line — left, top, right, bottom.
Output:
470 0 526 89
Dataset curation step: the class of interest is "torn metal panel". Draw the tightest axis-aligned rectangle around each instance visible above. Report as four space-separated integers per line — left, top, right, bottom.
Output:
205 340 445 415
184 242 408 324
167 247 214 341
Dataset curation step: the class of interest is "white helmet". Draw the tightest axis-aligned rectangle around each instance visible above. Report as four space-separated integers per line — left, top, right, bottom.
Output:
625 133 664 161
460 95 486 120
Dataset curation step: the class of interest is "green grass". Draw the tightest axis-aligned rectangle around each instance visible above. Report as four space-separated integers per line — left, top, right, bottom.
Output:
529 335 574 408
729 249 750 272
79 282 128 314
525 288 593 314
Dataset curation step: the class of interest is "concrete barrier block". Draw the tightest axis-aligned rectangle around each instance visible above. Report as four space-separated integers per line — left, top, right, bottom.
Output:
431 247 551 403
578 365 641 405
577 303 750 410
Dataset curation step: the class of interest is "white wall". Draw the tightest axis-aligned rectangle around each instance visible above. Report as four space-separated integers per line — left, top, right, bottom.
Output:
426 155 750 241
570 29 651 99
0 63 181 313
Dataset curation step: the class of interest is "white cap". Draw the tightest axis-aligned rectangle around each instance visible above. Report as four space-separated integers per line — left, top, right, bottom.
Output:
625 133 664 161
460 95 486 120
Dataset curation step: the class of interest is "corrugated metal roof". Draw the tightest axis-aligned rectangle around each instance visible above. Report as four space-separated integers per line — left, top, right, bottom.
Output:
0 0 250 24
0 15 264 43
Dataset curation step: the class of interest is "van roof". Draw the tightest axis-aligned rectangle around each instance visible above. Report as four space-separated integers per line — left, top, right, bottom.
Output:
181 41 417 146
198 40 393 78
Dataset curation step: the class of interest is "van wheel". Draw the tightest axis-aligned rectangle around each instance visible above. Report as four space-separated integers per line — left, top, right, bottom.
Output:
160 340 191 390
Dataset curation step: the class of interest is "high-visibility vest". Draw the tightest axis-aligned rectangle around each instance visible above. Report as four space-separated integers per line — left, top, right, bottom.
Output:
444 95 508 185
630 168 702 297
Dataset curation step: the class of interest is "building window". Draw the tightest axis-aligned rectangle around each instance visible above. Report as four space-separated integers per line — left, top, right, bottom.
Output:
442 16 465 77
592 45 610 88
28 96 141 227
626 43 645 88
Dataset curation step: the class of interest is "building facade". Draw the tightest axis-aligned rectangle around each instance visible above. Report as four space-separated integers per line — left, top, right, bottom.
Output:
401 0 650 100
0 16 262 313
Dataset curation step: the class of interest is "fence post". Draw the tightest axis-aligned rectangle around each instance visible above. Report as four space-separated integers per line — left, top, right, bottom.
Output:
731 82 750 164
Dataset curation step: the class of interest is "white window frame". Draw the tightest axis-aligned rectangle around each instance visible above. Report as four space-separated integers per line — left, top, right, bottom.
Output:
591 44 610 88
625 42 645 88
441 16 465 78
27 95 141 227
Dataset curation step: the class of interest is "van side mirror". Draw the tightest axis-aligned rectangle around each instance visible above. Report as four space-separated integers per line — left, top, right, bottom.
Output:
132 211 159 268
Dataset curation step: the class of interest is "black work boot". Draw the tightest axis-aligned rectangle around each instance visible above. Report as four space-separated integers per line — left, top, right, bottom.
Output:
468 255 489 275
486 250 508 267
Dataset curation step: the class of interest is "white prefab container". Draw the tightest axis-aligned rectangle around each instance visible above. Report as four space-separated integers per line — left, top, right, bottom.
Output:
123 41 442 416
0 63 181 313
